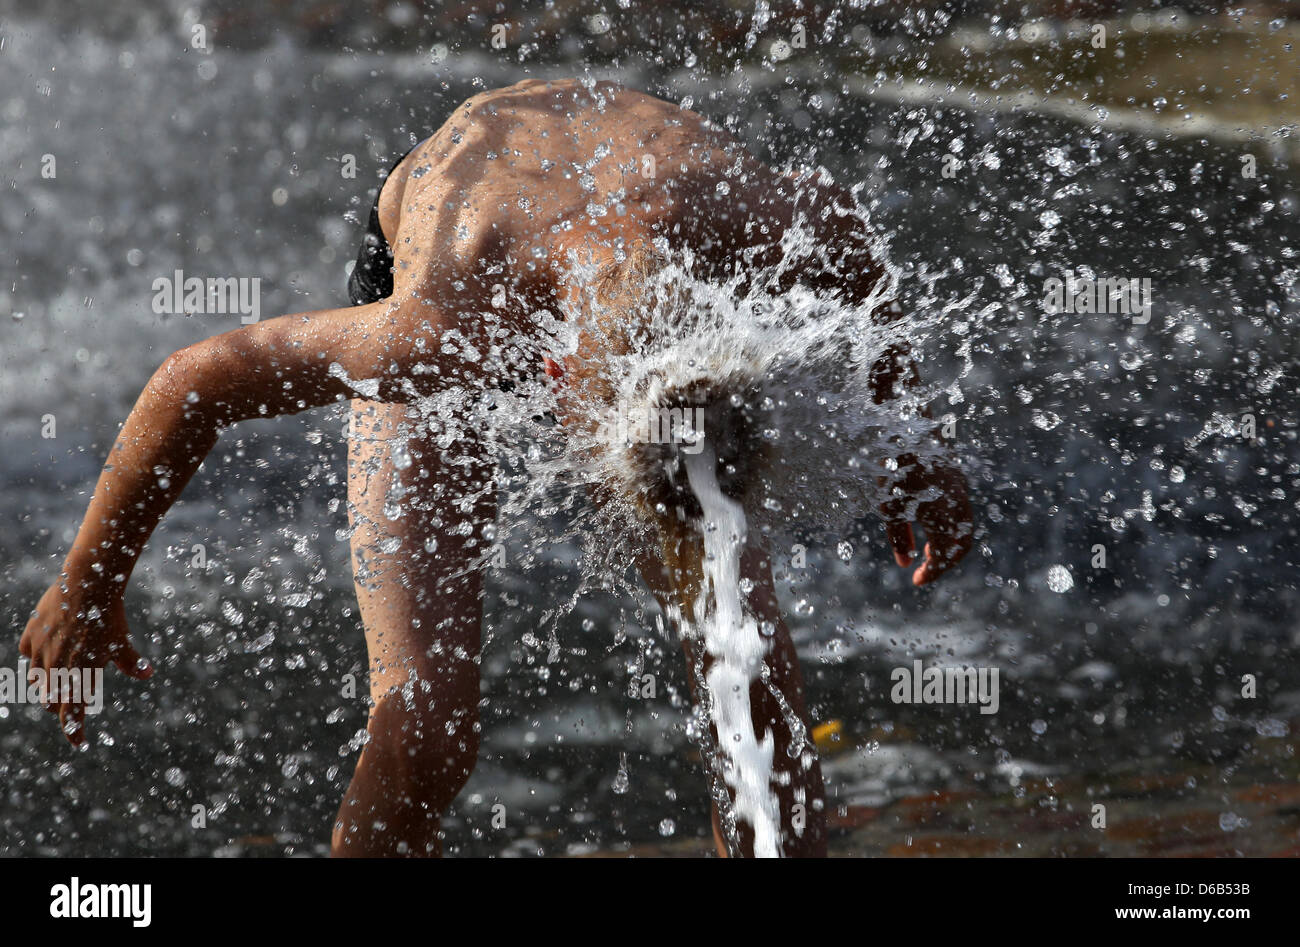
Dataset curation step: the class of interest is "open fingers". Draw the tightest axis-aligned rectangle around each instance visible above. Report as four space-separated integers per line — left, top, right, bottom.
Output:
42 642 82 744
60 642 96 746
886 457 973 586
912 487 975 586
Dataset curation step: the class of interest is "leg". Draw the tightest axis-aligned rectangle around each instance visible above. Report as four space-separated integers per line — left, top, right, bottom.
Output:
331 399 496 857
734 543 827 857
637 530 827 857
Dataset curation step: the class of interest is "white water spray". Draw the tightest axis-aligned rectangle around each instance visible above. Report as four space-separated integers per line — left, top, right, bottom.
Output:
684 444 782 858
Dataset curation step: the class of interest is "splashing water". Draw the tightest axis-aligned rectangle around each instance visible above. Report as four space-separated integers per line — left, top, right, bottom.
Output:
483 230 959 570
214 181 968 853
306 214 960 852
684 444 781 857
455 224 963 853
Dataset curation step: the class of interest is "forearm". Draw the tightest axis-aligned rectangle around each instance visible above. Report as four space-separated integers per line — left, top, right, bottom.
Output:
61 317 349 591
61 357 228 594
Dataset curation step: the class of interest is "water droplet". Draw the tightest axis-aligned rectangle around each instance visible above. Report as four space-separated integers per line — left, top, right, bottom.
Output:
1032 410 1061 431
612 754 630 794
1046 565 1073 593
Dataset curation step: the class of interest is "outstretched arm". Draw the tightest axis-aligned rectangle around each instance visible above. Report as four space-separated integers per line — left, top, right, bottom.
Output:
21 297 450 743
807 186 973 586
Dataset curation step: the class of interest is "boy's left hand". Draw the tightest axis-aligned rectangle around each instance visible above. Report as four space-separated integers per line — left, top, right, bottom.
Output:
881 456 974 586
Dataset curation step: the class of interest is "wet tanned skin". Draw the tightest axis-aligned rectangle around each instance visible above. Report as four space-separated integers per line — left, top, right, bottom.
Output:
21 79 972 857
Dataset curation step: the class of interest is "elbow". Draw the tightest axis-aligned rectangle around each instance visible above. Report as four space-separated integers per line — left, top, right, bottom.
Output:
151 340 241 424
150 346 199 403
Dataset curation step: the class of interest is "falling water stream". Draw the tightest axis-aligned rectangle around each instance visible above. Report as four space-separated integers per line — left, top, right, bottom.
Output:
684 445 781 857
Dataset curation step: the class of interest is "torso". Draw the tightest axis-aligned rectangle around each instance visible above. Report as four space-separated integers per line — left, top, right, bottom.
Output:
376 79 885 342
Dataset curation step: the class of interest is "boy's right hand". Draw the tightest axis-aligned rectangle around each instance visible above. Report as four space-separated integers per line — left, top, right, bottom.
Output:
19 576 152 746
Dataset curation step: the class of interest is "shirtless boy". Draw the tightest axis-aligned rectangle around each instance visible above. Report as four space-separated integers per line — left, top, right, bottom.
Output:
21 79 972 857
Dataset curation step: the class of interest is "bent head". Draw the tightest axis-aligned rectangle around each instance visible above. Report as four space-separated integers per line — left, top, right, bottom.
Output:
551 242 769 529
621 377 766 521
